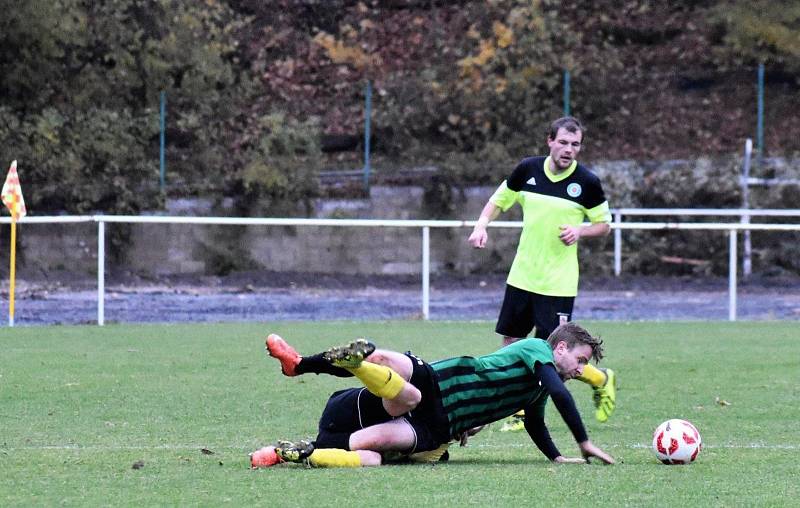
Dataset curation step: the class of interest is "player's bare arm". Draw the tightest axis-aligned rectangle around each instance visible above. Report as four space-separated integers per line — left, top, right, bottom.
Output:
468 201 502 248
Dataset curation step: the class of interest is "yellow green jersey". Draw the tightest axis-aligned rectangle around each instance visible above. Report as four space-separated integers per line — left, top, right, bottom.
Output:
490 156 611 296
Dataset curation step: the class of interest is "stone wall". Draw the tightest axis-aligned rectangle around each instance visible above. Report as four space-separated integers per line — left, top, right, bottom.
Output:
7 185 524 278
6 155 797 279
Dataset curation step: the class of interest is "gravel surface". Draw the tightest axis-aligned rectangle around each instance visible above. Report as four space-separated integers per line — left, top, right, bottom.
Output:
3 273 799 326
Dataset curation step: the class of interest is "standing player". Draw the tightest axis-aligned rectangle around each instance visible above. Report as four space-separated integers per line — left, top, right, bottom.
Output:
468 116 616 424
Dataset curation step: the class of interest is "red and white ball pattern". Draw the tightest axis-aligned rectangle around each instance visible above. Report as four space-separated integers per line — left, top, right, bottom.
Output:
652 419 702 464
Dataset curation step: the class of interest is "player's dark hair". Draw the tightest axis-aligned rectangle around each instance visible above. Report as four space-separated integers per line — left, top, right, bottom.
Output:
546 322 604 363
548 116 584 142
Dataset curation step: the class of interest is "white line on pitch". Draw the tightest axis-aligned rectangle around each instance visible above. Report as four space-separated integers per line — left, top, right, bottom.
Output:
4 442 798 452
2 444 248 451
470 442 799 450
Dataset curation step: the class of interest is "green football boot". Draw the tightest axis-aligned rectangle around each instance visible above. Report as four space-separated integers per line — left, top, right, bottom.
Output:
592 368 617 423
274 439 315 465
323 338 376 369
499 410 526 432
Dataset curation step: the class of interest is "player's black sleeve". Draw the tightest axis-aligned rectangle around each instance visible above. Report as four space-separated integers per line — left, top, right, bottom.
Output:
579 169 608 210
506 159 532 192
523 402 560 461
535 363 589 444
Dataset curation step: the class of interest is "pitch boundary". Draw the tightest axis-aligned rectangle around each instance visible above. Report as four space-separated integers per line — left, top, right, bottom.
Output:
5 442 798 452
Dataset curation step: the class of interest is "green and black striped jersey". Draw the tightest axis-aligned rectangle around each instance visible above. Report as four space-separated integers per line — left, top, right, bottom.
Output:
431 338 554 438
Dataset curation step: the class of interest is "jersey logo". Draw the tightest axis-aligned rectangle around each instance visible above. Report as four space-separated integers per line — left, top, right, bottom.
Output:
566 183 582 198
526 177 536 185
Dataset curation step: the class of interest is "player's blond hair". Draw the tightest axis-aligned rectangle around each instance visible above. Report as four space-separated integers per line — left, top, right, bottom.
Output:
546 322 604 363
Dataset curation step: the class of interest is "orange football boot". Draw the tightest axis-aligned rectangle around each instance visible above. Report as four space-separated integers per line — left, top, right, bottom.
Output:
265 334 301 377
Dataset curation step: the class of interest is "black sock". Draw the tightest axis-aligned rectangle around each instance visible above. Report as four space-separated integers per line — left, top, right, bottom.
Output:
296 353 354 377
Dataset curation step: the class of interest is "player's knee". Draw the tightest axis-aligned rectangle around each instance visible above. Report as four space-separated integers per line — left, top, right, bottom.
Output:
383 401 416 418
387 384 421 414
405 384 422 406
368 350 413 380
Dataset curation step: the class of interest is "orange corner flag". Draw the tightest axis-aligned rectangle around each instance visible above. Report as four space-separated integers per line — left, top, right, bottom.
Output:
2 160 27 220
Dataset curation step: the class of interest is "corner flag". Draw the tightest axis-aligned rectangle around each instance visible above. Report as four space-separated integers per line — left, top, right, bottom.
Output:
2 160 27 220
3 160 26 326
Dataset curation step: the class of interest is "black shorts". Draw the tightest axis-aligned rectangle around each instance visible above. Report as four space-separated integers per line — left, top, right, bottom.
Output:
495 284 575 339
316 387 390 450
402 352 452 453
315 353 450 453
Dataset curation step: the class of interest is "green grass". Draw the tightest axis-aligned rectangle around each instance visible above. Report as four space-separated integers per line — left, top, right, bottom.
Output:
1 321 799 506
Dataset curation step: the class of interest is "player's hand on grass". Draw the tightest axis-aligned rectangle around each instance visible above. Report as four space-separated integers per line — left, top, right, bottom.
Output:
578 440 615 464
553 456 587 464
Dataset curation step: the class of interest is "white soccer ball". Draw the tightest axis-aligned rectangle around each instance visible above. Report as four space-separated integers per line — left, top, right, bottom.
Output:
652 419 702 464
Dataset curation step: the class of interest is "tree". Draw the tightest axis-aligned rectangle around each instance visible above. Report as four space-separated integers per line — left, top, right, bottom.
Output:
711 0 800 71
0 0 257 215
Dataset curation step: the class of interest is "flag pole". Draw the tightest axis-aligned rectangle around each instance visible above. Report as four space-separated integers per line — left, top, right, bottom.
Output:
2 159 26 327
9 220 16 326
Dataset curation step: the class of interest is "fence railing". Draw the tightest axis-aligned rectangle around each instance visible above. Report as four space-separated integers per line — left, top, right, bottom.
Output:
2 211 800 325
611 208 800 276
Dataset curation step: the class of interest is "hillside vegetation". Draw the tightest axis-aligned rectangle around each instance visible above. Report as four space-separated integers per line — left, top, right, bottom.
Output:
1 0 799 216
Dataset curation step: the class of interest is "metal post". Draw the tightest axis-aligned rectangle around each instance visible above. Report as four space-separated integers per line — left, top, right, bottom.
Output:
728 229 737 322
741 139 752 277
159 91 166 192
757 64 764 162
422 226 430 320
563 70 571 116
97 220 105 326
613 211 622 276
8 221 16 327
363 81 372 192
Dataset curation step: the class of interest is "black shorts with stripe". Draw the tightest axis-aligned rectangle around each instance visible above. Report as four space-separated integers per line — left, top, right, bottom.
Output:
316 387 388 450
495 284 575 339
315 352 450 453
402 352 452 453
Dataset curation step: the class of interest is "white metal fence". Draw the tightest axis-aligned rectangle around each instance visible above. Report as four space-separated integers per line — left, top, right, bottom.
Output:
611 208 800 276
3 211 800 325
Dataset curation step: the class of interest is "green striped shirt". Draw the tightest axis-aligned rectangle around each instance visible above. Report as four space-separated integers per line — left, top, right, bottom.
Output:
431 339 554 438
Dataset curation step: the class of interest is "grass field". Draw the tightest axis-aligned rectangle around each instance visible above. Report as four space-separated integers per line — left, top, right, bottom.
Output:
2 320 799 506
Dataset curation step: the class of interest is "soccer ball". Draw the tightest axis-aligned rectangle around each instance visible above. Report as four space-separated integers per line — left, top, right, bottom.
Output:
652 419 702 464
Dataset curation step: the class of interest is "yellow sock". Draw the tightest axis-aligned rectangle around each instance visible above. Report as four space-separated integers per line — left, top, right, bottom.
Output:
345 361 406 399
577 364 606 387
308 449 362 468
